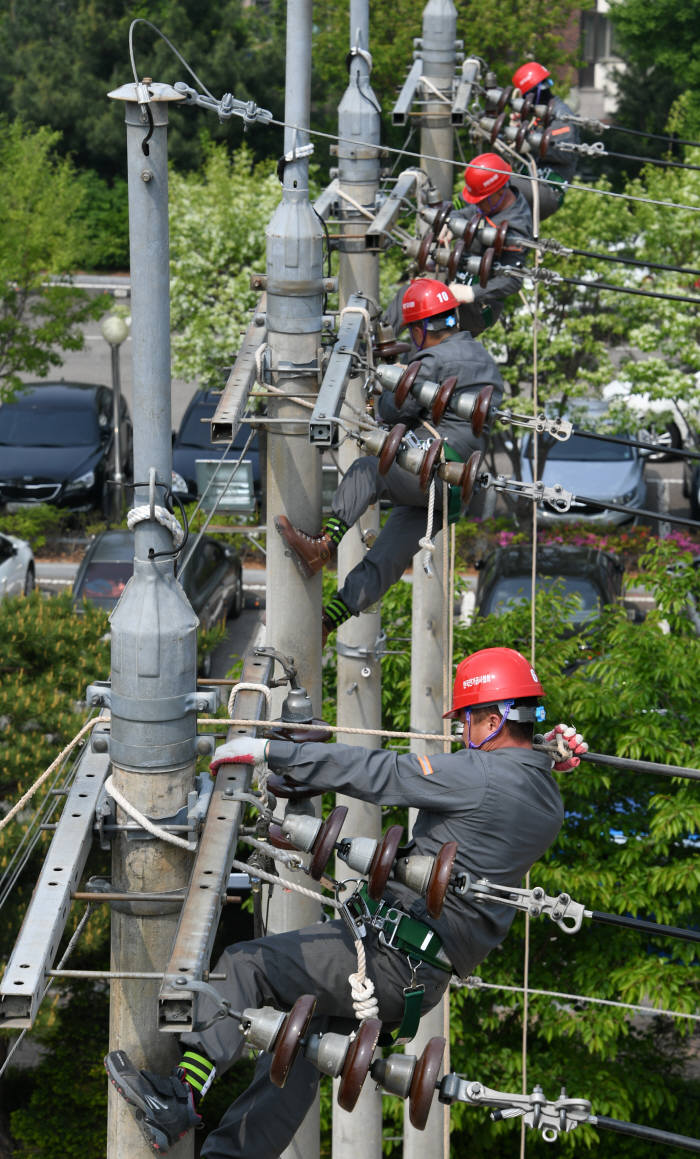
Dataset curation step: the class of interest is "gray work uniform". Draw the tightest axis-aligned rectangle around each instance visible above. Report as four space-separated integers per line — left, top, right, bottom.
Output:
182 739 563 1158
510 96 580 220
333 330 504 614
450 188 533 334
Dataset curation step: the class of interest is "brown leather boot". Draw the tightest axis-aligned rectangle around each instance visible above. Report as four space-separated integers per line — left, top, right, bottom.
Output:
274 515 335 579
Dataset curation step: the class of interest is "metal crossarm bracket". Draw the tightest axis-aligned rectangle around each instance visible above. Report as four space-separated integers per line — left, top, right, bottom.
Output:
439 1076 591 1140
211 295 268 443
392 58 424 125
454 873 586 934
173 81 273 126
95 775 214 845
158 650 275 1033
335 630 388 663
309 294 372 446
0 729 111 1028
365 170 421 250
452 57 480 125
477 472 575 514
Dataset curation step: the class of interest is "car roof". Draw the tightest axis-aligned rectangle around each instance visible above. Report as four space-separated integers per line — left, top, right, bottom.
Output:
479 543 623 575
6 382 106 408
81 530 135 562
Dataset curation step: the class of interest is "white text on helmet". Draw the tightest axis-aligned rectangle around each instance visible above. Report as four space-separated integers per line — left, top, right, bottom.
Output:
462 673 494 688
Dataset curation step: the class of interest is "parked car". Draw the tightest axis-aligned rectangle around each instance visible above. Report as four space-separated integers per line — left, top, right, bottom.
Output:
520 401 648 526
602 378 693 459
0 382 132 514
0 533 35 600
172 389 262 512
468 544 625 629
72 528 243 627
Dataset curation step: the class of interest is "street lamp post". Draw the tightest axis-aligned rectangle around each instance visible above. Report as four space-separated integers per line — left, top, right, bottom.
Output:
100 312 130 521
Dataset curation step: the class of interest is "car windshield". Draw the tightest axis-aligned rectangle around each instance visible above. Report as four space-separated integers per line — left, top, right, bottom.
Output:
0 406 100 447
482 576 602 622
527 433 634 462
78 562 133 600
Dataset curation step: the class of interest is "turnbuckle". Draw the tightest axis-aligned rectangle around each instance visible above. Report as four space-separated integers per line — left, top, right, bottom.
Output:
453 874 586 934
440 1077 591 1141
477 472 575 513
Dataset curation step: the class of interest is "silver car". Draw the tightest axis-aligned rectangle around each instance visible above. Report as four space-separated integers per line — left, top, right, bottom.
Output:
0 532 35 600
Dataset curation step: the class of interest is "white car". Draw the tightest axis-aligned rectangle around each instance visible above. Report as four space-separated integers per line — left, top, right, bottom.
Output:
602 378 695 458
0 532 35 600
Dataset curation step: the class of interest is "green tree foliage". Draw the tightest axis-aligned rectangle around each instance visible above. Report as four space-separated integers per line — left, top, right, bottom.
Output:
168 141 282 387
0 119 109 401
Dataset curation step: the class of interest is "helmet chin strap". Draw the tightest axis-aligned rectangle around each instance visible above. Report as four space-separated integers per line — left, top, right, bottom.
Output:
466 701 513 749
412 320 429 350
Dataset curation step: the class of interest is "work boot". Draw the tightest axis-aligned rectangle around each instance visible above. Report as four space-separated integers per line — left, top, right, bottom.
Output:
105 1049 201 1154
274 515 335 579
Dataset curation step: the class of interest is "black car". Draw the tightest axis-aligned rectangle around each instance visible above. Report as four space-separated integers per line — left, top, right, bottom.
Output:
0 382 133 514
72 528 243 628
172 389 262 511
471 544 625 629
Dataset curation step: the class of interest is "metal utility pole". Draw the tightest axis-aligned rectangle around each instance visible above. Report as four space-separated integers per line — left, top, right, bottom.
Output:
332 3 384 1155
263 2 324 1157
404 4 457 1157
105 80 197 1159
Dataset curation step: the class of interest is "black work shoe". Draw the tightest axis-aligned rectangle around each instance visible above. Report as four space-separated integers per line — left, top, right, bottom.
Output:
105 1049 201 1153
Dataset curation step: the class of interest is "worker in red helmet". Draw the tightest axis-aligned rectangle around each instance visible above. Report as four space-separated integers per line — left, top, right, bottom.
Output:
446 151 533 337
509 60 580 220
106 646 585 1155
275 277 503 642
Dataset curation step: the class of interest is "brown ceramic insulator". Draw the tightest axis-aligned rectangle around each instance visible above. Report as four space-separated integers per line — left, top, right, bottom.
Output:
269 994 317 1088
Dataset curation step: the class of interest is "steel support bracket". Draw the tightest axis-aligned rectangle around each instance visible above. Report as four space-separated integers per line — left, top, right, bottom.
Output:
393 58 424 125
365 170 421 250
309 294 371 446
0 731 111 1028
210 295 267 443
335 630 388 663
158 650 275 1032
95 774 214 846
451 57 480 125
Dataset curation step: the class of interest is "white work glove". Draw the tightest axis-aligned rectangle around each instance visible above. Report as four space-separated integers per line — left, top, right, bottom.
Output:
447 281 475 304
544 723 588 771
210 736 269 775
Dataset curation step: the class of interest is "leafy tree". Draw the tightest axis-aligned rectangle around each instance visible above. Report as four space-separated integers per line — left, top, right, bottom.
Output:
168 141 282 387
0 119 109 402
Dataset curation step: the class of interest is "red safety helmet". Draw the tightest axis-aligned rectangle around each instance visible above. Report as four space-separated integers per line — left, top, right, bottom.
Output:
402 278 459 326
461 153 512 204
512 61 551 96
443 647 544 718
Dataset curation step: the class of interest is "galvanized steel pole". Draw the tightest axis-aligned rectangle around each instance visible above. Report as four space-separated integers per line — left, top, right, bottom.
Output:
332 3 384 1154
106 81 196 1159
404 5 457 1157
263 3 324 1157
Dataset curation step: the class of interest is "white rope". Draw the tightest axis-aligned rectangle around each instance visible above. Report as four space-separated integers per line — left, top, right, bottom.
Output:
453 976 700 1023
254 341 268 381
202 715 456 744
419 478 437 575
230 854 378 1020
348 938 380 1020
127 504 185 548
227 681 273 718
0 716 108 832
104 774 198 852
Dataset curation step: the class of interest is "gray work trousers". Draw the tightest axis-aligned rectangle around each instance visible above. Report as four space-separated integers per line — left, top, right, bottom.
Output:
332 454 447 614
180 920 449 1158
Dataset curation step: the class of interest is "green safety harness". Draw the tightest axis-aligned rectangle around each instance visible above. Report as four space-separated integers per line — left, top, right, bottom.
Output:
346 883 452 1044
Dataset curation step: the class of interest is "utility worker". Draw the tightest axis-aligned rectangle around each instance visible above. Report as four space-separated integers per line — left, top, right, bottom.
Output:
446 152 533 336
105 647 587 1156
508 61 580 220
274 278 504 644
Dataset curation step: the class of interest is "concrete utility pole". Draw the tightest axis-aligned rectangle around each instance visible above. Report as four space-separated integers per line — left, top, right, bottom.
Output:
263 2 324 1157
404 4 457 1157
106 81 196 1159
332 3 384 1155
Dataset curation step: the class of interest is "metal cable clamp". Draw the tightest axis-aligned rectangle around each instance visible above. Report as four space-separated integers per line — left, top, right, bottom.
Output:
477 472 575 514
454 874 587 934
439 1076 591 1141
